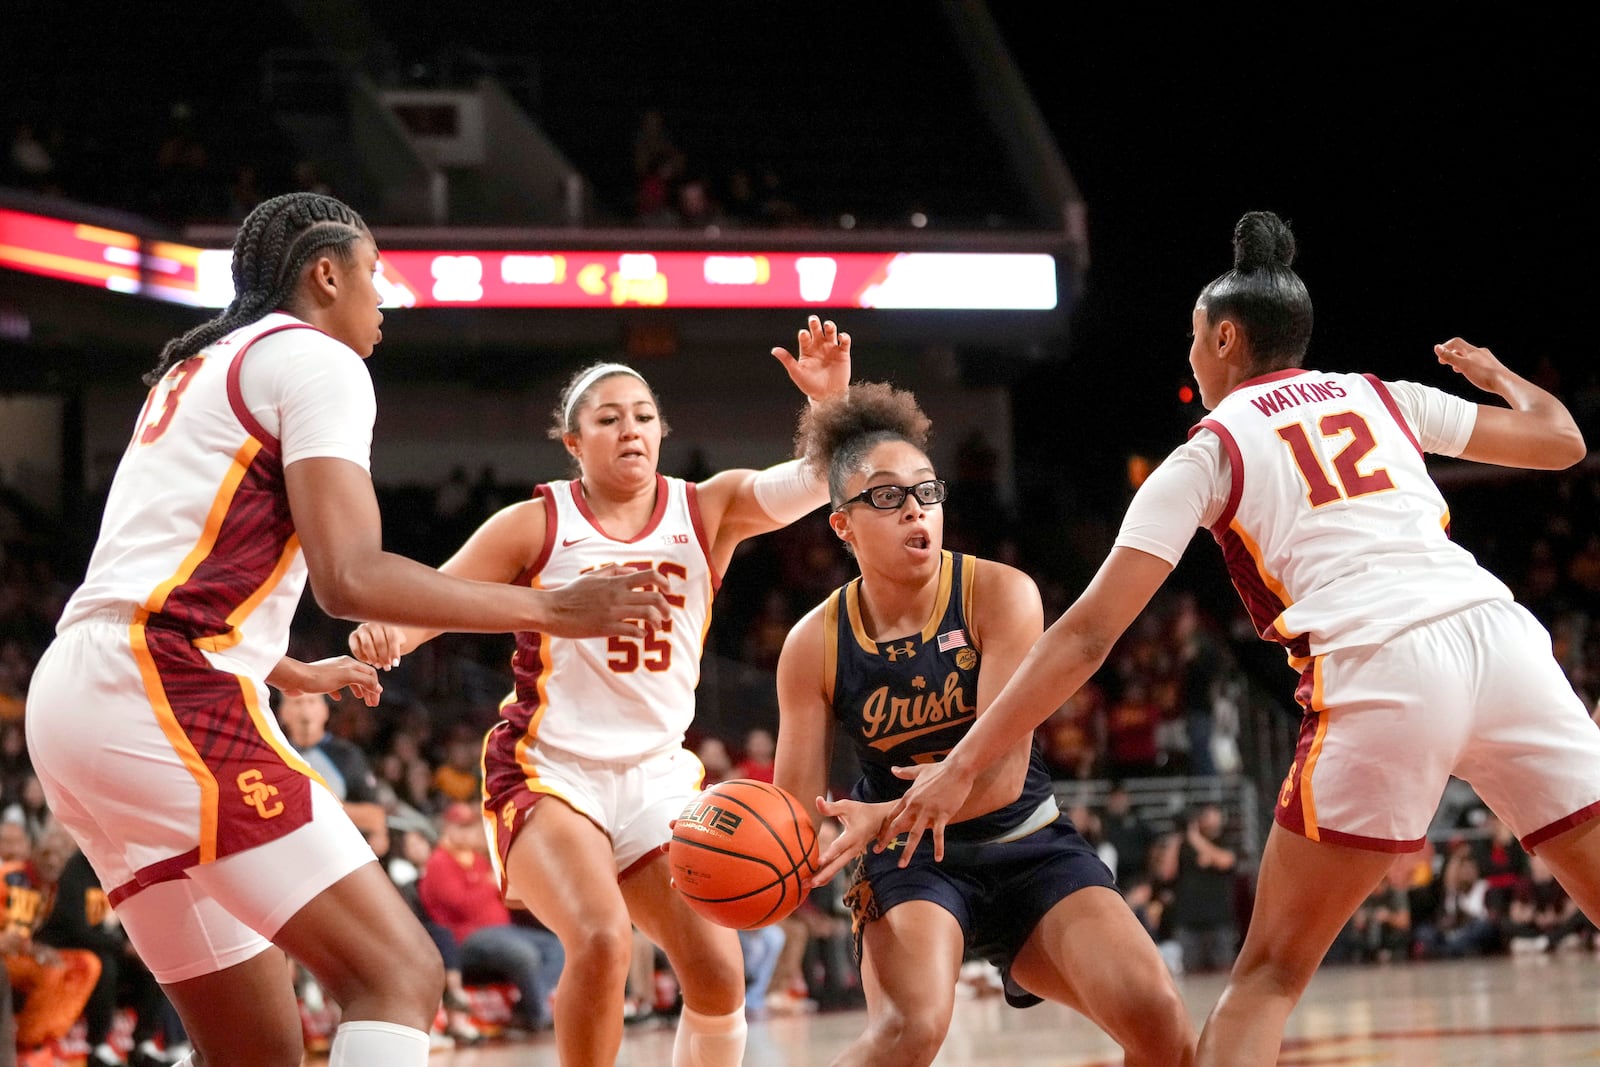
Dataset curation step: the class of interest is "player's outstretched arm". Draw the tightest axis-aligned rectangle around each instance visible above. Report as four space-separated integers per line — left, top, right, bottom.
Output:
885 547 1172 861
1436 338 1586 469
288 457 668 638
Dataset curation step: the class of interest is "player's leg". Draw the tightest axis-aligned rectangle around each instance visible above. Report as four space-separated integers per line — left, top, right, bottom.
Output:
185 785 442 1066
1194 826 1391 1067
832 901 965 1067
622 853 748 1067
507 798 634 1067
1455 601 1600 923
1010 886 1195 1066
114 878 304 1067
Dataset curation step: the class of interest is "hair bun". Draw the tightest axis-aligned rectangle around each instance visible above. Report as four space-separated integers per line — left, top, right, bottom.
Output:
1232 211 1296 271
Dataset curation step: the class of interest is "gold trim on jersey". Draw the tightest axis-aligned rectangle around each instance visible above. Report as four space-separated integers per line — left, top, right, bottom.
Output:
193 534 303 653
142 438 261 614
237 672 324 788
129 614 221 864
843 550 957 655
821 596 839 704
1299 663 1330 841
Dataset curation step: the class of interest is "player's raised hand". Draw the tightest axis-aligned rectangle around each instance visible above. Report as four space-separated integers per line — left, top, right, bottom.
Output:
1434 337 1510 394
349 622 410 670
772 314 851 404
809 795 895 888
541 564 672 638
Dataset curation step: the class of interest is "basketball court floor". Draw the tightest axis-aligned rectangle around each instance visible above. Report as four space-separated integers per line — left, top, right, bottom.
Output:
422 953 1600 1065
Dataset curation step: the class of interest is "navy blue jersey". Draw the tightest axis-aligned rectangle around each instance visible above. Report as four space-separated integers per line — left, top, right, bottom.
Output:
828 551 1057 844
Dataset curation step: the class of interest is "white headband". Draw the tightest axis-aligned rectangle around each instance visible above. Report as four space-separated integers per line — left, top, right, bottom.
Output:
562 363 648 427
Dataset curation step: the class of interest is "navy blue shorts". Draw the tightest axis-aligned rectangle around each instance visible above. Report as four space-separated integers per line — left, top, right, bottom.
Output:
845 818 1116 1007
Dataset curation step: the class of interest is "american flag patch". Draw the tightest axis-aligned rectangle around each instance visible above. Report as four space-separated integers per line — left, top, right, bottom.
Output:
936 629 968 651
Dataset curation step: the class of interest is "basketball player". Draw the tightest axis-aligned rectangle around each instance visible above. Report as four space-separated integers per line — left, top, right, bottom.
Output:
348 318 851 1067
24 192 671 1067
885 211 1600 1065
773 384 1195 1067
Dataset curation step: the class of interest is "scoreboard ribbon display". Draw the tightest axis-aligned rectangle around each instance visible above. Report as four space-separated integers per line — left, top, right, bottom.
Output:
1 208 1058 311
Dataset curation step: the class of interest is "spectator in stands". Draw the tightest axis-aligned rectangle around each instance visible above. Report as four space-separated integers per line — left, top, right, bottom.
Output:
736 923 786 1018
1339 859 1412 963
1100 782 1154 885
735 728 776 784
7 125 57 193
1 774 52 842
1104 680 1162 778
279 690 388 840
431 728 485 804
1504 854 1594 953
419 803 564 1032
1414 844 1498 958
1035 682 1104 780
1172 594 1226 777
1169 804 1238 973
32 833 189 1066
693 736 735 786
4 826 103 1057
1472 814 1529 914
0 821 29 867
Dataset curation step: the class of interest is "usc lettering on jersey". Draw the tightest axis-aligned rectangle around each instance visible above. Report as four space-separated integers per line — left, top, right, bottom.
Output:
500 475 717 761
1193 368 1510 667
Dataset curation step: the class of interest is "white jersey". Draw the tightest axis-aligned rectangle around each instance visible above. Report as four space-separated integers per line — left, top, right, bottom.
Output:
59 313 376 679
500 475 716 761
1123 368 1510 665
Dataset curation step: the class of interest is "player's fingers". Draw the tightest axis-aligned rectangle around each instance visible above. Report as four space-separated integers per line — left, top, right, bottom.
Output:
838 331 850 351
896 821 926 867
811 847 854 888
771 346 797 369
931 819 948 863
606 620 648 639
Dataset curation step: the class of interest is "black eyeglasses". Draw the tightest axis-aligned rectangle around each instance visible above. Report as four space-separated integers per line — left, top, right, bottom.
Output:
835 479 947 512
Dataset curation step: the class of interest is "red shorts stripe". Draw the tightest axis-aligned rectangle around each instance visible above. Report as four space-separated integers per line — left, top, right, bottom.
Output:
141 624 314 866
1521 799 1600 854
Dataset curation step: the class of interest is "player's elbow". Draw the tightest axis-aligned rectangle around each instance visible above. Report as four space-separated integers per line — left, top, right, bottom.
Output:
1551 427 1588 469
307 566 367 620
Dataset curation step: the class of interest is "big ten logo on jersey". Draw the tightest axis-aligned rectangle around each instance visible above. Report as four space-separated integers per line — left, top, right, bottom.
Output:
678 799 743 837
237 768 285 819
859 670 976 752
579 559 687 673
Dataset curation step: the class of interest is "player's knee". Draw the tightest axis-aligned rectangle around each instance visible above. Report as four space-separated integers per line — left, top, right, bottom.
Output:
565 920 633 980
865 1004 949 1066
1115 982 1195 1059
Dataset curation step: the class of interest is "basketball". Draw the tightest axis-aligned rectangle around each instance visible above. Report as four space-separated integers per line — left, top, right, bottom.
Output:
670 779 820 929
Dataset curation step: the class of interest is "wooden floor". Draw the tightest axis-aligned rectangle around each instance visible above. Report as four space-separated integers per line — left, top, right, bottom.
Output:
422 954 1600 1065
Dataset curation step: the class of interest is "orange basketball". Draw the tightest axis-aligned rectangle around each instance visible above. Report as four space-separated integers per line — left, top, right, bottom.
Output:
670 779 819 929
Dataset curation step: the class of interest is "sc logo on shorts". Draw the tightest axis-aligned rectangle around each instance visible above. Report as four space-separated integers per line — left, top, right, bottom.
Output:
237 769 285 819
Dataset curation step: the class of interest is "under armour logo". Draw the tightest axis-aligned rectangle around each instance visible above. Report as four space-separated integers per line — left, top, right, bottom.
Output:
884 641 916 661
238 769 284 819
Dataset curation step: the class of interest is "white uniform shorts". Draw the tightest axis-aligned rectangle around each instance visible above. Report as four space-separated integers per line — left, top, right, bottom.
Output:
26 615 375 983
1277 598 1600 852
483 721 706 904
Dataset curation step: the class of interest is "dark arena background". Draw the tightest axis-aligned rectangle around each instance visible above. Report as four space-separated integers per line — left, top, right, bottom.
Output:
2 3 1596 1064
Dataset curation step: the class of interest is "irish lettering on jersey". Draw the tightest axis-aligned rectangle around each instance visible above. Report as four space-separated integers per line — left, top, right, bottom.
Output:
827 551 1056 845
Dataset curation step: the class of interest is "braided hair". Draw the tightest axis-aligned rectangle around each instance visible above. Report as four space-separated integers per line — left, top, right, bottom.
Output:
144 192 369 385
